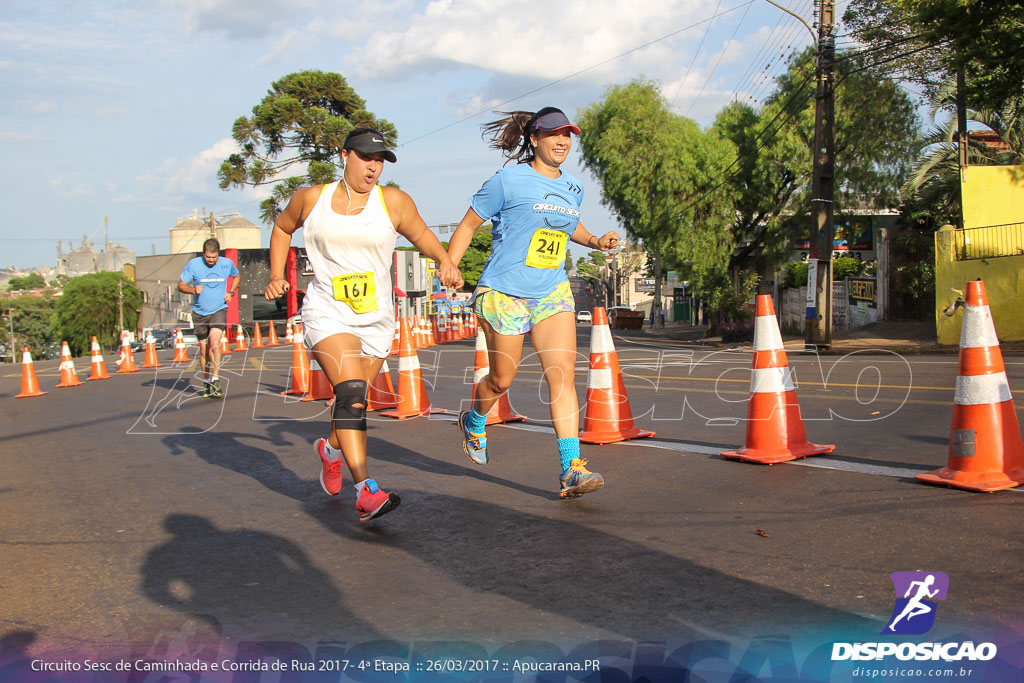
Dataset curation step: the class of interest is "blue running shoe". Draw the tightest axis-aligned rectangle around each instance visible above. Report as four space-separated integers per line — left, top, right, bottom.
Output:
458 410 488 465
559 458 604 498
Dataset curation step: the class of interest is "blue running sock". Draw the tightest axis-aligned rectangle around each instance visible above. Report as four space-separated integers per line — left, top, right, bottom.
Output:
557 437 580 471
466 408 488 433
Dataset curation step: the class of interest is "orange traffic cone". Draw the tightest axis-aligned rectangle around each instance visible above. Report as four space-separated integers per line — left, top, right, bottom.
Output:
234 324 248 352
284 319 294 345
142 332 161 368
280 330 311 396
117 333 139 373
721 295 834 464
55 341 84 387
380 317 441 419
171 328 189 363
251 322 265 349
303 358 335 403
87 336 111 380
917 279 1024 491
471 327 526 425
15 347 46 398
389 319 401 356
266 321 279 346
417 316 427 348
220 332 231 356
367 360 398 411
456 311 466 340
437 312 447 344
579 307 655 444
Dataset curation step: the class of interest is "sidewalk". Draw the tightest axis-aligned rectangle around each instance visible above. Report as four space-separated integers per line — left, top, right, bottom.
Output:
627 319 1024 354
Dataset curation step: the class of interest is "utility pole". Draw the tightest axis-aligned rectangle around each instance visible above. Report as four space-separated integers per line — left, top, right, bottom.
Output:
806 0 836 349
6 309 14 363
956 68 968 228
118 279 124 333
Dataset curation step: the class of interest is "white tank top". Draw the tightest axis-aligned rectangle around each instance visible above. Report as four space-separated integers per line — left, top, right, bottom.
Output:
300 181 398 329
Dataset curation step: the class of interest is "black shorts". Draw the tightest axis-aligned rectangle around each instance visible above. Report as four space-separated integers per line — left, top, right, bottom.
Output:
193 309 228 340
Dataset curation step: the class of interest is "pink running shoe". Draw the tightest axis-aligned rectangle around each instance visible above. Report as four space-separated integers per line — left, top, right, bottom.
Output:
356 479 401 522
316 438 343 495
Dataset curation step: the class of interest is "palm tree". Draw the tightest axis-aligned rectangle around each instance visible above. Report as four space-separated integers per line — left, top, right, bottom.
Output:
903 82 1024 222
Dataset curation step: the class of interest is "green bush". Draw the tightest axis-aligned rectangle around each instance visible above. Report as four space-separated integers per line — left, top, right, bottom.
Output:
782 261 809 289
833 256 866 280
783 257 865 289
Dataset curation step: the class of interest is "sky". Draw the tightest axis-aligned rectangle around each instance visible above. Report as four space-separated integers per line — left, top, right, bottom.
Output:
1 0 854 270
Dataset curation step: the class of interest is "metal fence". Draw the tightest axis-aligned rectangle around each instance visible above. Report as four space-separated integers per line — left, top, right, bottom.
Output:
954 222 1024 260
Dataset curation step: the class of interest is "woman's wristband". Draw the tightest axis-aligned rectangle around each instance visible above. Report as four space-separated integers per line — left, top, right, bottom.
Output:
589 235 598 248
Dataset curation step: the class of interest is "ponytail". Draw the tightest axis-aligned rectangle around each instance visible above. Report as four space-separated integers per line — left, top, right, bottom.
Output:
481 106 566 165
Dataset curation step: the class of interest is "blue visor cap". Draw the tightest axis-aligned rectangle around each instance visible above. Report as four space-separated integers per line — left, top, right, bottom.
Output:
532 111 581 135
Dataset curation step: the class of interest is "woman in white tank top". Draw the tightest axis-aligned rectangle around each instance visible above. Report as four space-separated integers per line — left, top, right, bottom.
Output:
264 127 463 522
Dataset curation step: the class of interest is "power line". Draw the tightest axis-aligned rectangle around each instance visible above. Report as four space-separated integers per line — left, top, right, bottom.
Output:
730 0 813 101
681 72 816 211
399 1 756 148
669 0 723 107
684 0 754 116
682 37 952 211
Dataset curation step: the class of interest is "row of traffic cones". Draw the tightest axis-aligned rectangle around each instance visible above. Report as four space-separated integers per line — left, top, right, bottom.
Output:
17 333 132 397
384 312 478 355
716 282 1023 493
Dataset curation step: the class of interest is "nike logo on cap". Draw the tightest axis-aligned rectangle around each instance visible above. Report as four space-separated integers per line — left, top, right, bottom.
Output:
372 137 384 143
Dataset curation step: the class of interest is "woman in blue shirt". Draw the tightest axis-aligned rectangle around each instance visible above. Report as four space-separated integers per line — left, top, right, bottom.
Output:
444 107 619 498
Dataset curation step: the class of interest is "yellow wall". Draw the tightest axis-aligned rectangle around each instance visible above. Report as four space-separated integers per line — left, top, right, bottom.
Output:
961 164 1024 228
934 227 1024 344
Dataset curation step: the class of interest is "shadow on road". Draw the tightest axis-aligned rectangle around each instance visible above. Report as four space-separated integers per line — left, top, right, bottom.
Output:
158 424 876 643
141 513 381 640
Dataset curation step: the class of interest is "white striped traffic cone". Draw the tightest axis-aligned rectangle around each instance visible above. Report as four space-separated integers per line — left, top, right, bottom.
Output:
87 336 111 380
917 279 1024 491
721 294 834 464
579 307 655 444
470 327 526 425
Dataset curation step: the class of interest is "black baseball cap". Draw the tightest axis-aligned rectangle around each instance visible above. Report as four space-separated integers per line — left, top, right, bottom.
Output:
343 128 397 163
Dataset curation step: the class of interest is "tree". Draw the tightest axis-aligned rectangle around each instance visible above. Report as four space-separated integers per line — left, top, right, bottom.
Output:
576 250 610 306
219 70 398 224
713 47 919 268
7 273 46 291
841 0 949 103
51 272 141 356
577 80 737 311
458 228 493 289
2 295 55 361
903 85 1024 222
844 1 1024 112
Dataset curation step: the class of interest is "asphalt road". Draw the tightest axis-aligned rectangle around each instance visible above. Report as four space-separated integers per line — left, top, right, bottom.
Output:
2 330 1022 678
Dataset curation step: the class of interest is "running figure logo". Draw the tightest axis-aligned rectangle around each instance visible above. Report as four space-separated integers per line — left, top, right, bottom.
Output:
883 571 949 635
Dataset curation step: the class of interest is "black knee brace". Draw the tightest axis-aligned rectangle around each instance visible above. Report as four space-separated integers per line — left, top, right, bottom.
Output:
332 380 368 431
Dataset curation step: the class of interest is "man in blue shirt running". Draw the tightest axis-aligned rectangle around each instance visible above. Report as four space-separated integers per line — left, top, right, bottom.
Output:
178 238 240 397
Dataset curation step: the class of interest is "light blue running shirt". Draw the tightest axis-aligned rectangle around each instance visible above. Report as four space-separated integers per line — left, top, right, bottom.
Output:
469 163 584 299
179 256 238 316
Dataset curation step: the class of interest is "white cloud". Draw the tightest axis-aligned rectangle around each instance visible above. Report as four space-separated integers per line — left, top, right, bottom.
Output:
50 174 93 197
137 138 240 194
346 0 712 83
0 131 51 143
132 138 273 213
166 0 320 39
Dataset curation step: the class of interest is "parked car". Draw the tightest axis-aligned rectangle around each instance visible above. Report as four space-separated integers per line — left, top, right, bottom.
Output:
576 310 593 323
607 306 644 330
178 328 201 348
